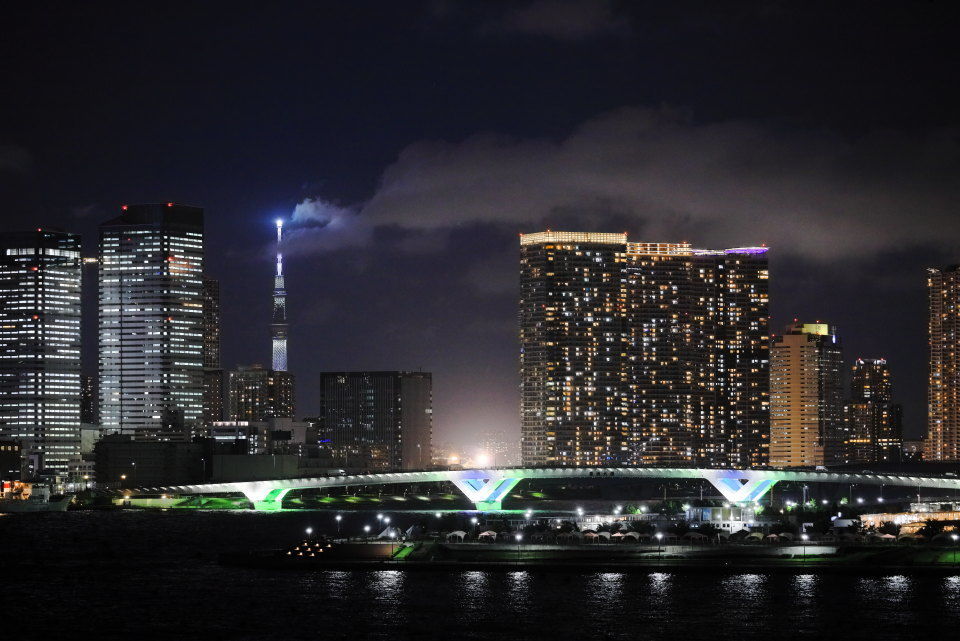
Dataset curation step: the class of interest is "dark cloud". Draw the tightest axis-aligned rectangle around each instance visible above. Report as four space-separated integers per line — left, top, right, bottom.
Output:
0 145 31 173
291 107 960 265
70 204 105 219
484 0 630 41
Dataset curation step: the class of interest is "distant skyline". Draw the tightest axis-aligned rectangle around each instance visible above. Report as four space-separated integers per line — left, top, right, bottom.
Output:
3 2 960 449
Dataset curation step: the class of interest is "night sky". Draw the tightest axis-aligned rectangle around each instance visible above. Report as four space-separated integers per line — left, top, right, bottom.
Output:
2 1 959 449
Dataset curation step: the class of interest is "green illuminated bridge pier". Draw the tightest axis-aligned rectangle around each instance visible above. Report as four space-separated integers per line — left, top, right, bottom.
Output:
136 467 960 512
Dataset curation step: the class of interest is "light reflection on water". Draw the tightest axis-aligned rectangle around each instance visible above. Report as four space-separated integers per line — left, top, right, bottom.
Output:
7 512 960 639
506 570 531 610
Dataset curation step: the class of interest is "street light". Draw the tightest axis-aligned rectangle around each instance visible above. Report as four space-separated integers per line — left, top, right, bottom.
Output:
515 533 523 564
335 514 342 536
952 533 959 567
364 525 371 539
655 532 663 560
801 533 809 562
435 512 442 519
305 527 313 539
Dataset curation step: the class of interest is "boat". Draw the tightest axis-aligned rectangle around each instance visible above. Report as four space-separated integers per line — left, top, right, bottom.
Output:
0 481 72 513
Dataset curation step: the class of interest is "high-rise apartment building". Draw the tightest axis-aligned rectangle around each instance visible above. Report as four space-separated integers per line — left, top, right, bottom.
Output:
0 229 82 475
926 265 960 461
840 358 902 464
769 322 843 467
98 204 205 435
519 231 769 468
227 364 294 421
318 371 432 471
202 276 223 424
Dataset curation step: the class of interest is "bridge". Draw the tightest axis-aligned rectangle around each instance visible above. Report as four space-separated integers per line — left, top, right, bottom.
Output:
139 467 960 512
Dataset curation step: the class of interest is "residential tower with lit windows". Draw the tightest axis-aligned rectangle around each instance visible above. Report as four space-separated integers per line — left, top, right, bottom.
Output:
840 358 903 464
227 364 295 421
0 229 82 476
926 265 960 461
519 231 769 468
769 322 843 467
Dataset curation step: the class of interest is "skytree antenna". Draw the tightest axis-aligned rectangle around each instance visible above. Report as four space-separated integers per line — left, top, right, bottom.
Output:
271 219 288 371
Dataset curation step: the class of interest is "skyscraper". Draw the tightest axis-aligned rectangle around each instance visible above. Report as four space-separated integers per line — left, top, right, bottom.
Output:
841 358 902 464
926 265 960 461
80 373 98 424
227 364 295 421
202 276 223 425
769 322 843 467
98 204 204 435
0 229 82 476
271 219 288 372
519 231 769 468
318 371 432 471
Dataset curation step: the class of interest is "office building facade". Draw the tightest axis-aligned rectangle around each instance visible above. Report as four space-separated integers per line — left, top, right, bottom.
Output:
318 371 432 471
769 322 843 467
80 373 98 424
98 204 205 435
202 276 223 425
519 231 769 468
227 364 295 421
0 229 82 476
926 265 960 461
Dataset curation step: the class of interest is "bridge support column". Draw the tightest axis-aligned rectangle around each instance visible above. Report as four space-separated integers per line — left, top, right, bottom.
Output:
451 477 522 511
701 472 778 504
238 485 293 511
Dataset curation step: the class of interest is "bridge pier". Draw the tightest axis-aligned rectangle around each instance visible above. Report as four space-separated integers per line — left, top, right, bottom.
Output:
701 471 778 504
450 477 522 511
237 484 293 511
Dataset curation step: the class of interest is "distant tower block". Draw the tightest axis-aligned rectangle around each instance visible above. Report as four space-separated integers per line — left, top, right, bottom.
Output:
271 219 288 371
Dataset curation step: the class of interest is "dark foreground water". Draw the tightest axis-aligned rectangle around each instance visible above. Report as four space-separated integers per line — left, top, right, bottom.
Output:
3 511 960 640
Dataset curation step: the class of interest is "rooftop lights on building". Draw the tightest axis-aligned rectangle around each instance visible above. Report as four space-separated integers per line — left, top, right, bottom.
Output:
519 231 628 246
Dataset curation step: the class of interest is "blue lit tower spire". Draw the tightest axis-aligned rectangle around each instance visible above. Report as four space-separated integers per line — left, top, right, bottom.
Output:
271 219 288 371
